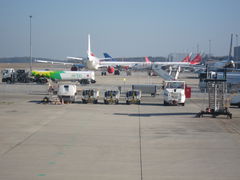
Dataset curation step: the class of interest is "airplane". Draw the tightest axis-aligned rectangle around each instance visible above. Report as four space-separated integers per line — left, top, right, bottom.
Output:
207 34 236 71
36 34 191 74
68 35 147 74
181 53 192 63
103 52 132 71
189 54 202 65
103 52 152 71
103 53 117 61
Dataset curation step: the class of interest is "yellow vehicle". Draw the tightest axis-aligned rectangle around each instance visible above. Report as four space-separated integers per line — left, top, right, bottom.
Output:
126 90 141 105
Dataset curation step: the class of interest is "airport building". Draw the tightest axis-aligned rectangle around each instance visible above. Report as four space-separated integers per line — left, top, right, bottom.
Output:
234 46 240 61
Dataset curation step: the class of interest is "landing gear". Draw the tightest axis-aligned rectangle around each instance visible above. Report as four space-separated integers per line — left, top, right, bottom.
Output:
114 70 120 75
101 71 107 76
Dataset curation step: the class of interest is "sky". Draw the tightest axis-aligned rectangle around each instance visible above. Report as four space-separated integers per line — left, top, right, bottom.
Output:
0 0 239 59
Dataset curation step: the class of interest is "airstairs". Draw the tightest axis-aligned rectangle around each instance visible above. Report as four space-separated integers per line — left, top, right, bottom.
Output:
196 79 232 118
152 64 181 80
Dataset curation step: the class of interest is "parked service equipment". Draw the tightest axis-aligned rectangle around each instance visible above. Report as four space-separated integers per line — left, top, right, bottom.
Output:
57 84 77 103
126 90 141 104
132 84 158 96
82 89 99 104
1 68 35 84
163 81 186 106
104 90 120 104
1 68 15 83
196 79 232 118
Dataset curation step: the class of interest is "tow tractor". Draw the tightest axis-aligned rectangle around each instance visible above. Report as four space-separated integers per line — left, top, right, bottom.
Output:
82 89 99 104
126 90 141 105
163 81 186 106
104 90 120 104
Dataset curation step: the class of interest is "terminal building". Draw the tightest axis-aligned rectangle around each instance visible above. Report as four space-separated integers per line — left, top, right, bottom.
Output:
234 46 240 61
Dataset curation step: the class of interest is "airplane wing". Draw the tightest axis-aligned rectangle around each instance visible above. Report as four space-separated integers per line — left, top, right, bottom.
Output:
35 59 74 65
66 56 84 61
153 62 190 65
99 61 146 69
100 60 189 68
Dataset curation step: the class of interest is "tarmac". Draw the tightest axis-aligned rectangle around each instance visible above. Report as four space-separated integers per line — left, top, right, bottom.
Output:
0 67 240 180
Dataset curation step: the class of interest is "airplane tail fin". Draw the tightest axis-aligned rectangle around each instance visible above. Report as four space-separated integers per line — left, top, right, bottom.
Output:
181 53 192 62
145 57 151 64
103 52 117 61
87 34 95 58
103 53 113 59
190 54 202 65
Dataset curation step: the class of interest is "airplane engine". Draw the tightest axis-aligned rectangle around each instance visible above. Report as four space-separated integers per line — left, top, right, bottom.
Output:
107 66 115 74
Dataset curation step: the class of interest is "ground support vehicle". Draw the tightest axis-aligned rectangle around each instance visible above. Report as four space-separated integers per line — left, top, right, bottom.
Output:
57 84 77 103
163 81 186 106
104 90 120 104
82 89 99 104
31 70 95 85
1 68 35 84
42 83 77 104
126 90 141 104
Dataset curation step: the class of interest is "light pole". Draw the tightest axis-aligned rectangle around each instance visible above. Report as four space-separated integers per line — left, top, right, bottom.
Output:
29 15 32 72
209 40 211 58
196 43 199 54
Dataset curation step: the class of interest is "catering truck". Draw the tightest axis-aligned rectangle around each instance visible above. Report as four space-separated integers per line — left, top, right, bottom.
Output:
163 81 186 106
57 84 77 103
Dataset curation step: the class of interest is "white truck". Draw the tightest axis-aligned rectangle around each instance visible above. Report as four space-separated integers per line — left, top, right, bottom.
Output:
1 68 15 83
57 84 77 103
163 81 186 106
32 70 96 84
